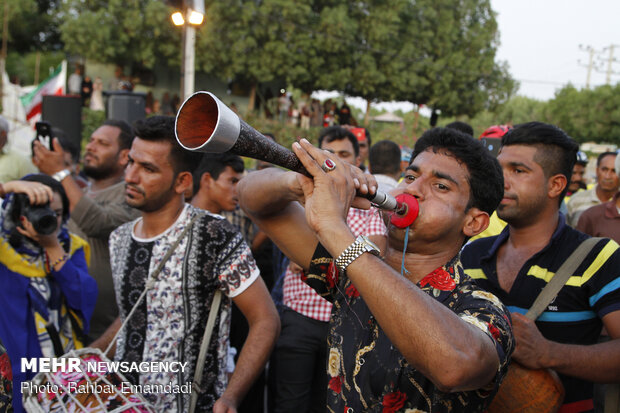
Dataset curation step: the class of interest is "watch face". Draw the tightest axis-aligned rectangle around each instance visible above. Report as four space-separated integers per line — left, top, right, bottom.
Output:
360 236 380 254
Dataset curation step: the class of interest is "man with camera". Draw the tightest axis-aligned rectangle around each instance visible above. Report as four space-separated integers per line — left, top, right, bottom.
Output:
32 120 139 342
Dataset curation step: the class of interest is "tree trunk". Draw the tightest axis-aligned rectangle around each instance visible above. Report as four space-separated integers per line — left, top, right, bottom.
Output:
34 52 40 85
364 99 371 126
411 104 420 146
247 83 256 115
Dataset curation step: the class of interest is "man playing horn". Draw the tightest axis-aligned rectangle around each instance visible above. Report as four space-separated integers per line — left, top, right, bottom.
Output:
238 127 514 412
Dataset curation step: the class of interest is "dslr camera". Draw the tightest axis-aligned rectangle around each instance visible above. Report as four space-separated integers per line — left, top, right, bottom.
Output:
13 193 58 235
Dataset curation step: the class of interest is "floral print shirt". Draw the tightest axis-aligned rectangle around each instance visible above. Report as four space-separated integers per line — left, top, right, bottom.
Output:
0 341 11 413
305 244 514 413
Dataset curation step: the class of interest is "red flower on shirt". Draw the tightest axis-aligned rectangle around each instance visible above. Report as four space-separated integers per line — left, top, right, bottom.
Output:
382 390 407 413
327 262 339 288
329 376 342 394
0 353 12 381
345 284 360 298
487 322 500 340
419 267 456 291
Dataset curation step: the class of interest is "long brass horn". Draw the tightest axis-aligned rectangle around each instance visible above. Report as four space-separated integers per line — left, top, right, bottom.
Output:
175 91 400 212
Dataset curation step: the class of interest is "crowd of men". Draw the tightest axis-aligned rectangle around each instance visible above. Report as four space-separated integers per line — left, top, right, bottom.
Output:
0 112 618 413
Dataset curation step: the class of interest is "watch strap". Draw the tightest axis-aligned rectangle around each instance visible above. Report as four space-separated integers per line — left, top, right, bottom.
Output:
52 169 71 182
335 235 378 272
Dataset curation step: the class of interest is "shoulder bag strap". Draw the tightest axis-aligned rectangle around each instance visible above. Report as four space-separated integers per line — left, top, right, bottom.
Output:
525 237 603 321
189 289 223 413
104 211 202 357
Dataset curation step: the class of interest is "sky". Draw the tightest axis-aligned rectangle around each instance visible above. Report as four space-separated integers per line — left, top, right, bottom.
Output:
494 0 620 101
317 0 620 113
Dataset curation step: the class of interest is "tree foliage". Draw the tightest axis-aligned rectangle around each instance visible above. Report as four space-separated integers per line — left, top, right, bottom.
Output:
439 83 620 145
2 0 64 84
195 0 515 115
38 0 514 118
542 84 620 144
59 0 181 68
2 0 63 52
196 0 325 93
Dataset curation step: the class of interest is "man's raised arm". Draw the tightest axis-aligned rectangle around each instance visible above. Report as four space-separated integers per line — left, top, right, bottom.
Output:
238 168 318 271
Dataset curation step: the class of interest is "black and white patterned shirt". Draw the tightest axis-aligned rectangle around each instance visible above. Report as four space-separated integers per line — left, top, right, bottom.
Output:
110 204 259 412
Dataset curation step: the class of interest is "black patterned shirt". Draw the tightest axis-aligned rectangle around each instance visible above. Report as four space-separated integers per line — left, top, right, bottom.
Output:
0 340 11 413
110 204 259 412
305 244 514 413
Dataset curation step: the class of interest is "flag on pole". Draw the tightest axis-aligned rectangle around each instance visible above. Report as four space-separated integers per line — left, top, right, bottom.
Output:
19 60 67 124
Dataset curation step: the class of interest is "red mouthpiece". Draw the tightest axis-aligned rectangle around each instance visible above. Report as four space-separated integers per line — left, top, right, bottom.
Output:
390 194 419 228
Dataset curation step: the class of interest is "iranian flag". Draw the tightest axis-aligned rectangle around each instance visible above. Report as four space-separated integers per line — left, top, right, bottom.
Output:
20 60 67 123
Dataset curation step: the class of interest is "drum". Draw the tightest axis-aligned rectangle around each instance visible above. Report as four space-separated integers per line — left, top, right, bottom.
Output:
22 348 154 413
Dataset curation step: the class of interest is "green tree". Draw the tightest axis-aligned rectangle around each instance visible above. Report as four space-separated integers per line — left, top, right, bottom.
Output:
401 0 516 117
6 50 64 85
196 0 326 111
543 84 620 144
56 0 515 121
1 0 64 85
335 0 419 124
438 95 546 136
60 0 181 69
3 0 63 53
315 0 516 122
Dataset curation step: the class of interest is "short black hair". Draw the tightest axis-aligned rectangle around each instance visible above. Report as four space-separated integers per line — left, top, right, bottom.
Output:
501 121 579 201
445 121 474 137
103 119 133 150
132 116 202 176
369 140 401 175
318 126 359 156
410 127 503 216
597 151 617 168
192 152 244 195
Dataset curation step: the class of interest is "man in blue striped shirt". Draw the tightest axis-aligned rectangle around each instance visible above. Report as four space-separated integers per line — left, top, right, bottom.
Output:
461 122 620 413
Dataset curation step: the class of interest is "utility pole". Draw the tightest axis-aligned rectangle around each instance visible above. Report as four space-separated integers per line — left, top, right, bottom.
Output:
579 44 620 88
578 45 597 89
606 45 614 84
601 44 620 84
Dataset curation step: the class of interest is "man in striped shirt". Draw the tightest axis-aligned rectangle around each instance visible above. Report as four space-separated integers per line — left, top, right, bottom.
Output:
461 122 620 413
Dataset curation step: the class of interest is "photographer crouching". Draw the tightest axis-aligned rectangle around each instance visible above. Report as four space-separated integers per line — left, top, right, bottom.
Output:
0 174 97 413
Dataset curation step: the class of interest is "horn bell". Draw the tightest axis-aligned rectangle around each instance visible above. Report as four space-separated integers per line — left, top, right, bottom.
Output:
175 91 240 153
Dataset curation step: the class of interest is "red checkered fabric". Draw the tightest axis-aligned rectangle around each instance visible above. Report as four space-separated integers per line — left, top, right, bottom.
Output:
283 207 387 321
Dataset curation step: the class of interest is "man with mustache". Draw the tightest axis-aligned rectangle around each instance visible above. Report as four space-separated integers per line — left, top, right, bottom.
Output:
239 128 514 412
33 119 139 341
93 116 279 413
567 151 619 227
461 122 620 413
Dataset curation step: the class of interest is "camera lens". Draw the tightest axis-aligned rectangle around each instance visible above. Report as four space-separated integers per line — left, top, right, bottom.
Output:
24 205 58 235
